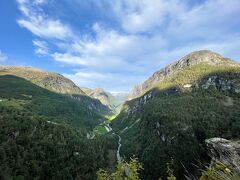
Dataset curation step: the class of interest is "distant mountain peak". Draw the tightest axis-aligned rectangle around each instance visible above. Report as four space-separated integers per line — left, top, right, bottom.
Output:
81 87 128 113
178 50 226 66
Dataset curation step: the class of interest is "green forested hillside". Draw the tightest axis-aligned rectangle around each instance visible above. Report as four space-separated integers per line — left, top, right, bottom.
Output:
0 75 102 130
112 63 240 179
0 75 116 179
0 66 111 116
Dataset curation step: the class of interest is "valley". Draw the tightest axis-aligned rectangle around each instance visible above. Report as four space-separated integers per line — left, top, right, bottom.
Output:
1 50 240 179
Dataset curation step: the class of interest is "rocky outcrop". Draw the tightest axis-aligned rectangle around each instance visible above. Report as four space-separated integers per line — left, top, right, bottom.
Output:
41 75 84 95
128 50 240 100
206 138 240 173
0 66 85 95
197 74 240 93
125 90 157 117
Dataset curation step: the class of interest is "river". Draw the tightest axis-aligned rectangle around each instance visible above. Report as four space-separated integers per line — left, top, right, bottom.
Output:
105 122 122 164
116 134 122 164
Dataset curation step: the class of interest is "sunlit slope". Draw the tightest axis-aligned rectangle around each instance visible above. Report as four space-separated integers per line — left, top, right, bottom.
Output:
111 51 240 179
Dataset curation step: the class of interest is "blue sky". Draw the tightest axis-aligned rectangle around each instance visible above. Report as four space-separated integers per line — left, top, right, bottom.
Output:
0 0 240 92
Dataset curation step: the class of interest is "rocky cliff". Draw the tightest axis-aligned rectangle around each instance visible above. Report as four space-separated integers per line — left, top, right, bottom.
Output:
128 50 239 100
122 52 240 119
205 138 240 178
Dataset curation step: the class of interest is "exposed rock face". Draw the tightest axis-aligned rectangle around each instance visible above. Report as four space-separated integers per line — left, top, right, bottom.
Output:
128 50 239 100
89 88 114 108
0 66 85 95
197 74 240 93
81 87 128 112
81 87 115 109
41 75 83 95
125 72 240 118
206 138 240 173
80 87 93 95
124 90 157 117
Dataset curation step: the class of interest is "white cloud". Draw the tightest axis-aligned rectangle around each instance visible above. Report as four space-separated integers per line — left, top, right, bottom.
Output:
33 0 47 5
166 0 240 41
0 51 8 62
18 18 72 40
33 40 49 56
51 23 167 71
112 0 186 34
15 0 240 92
51 53 89 65
17 0 73 40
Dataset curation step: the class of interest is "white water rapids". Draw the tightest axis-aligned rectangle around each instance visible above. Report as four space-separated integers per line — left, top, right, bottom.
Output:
116 134 122 164
105 122 122 164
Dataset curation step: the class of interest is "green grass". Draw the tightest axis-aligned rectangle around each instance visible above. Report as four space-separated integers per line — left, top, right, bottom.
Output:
94 124 108 134
0 99 27 110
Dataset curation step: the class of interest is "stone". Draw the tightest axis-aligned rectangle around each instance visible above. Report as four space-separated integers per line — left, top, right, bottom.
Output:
205 138 240 173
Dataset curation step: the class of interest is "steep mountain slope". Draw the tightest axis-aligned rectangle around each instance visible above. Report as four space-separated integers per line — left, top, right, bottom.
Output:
83 88 115 109
81 87 128 113
81 87 93 95
112 50 240 179
0 75 116 179
0 75 105 129
128 50 238 100
0 66 85 95
0 66 111 115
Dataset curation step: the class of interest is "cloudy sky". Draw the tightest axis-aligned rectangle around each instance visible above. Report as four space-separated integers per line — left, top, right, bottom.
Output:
0 0 240 92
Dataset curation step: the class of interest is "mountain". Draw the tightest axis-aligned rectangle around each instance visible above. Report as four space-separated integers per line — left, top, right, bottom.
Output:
0 66 85 95
128 50 239 100
81 87 93 95
81 87 128 113
0 66 111 115
82 87 115 109
0 70 116 179
112 50 240 179
1 50 239 179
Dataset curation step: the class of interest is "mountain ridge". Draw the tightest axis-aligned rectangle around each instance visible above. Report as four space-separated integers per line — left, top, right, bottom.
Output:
128 50 240 100
0 65 85 95
0 65 112 115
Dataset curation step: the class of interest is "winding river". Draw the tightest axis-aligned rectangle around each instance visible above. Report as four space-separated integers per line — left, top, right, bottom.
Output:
116 134 122 164
104 122 122 164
